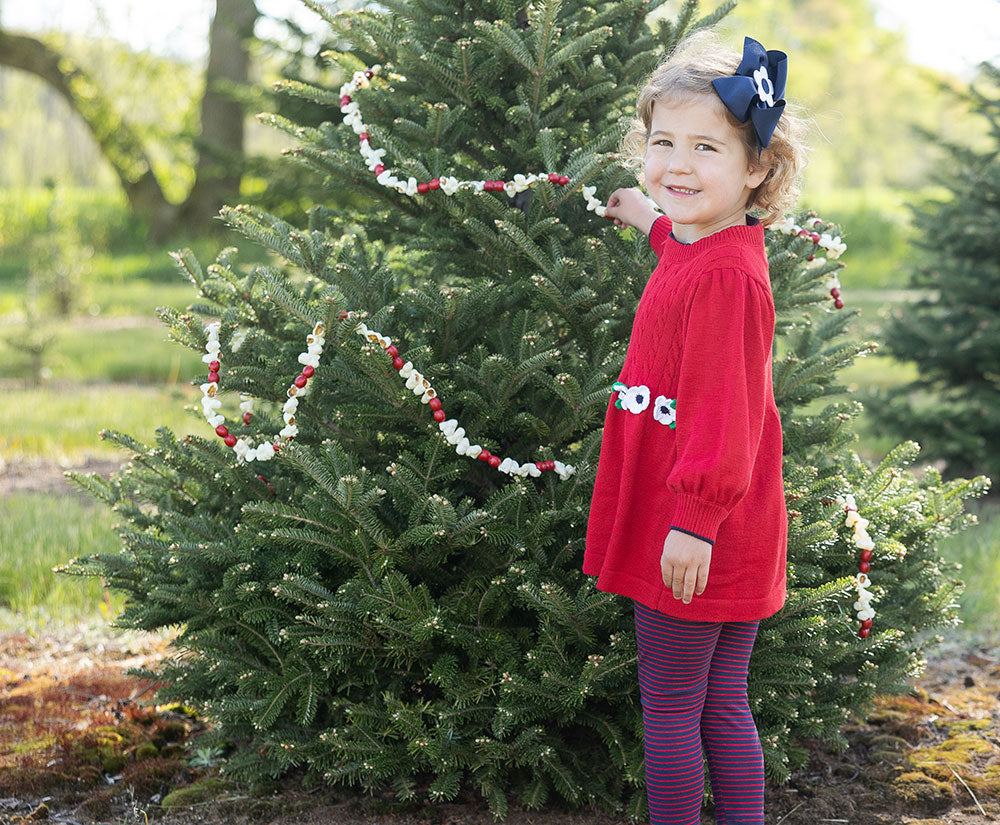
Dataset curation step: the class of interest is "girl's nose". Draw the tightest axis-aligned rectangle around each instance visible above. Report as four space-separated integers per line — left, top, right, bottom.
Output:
666 149 692 173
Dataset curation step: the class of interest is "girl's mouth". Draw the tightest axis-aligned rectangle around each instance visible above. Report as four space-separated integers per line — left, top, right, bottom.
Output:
667 186 699 195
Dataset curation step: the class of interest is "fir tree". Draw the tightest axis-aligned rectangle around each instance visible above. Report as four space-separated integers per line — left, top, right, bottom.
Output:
64 0 989 819
862 63 1000 485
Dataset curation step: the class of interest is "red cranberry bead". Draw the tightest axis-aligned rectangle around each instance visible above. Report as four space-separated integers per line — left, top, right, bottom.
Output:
209 360 220 372
256 474 268 483
478 450 491 462
429 178 440 190
806 255 815 262
215 425 229 438
860 549 872 562
418 183 429 194
858 627 870 639
340 95 351 107
861 618 873 629
360 132 369 142
558 175 569 185
830 287 840 298
294 375 308 388
302 365 315 378
374 164 385 176
393 356 405 370
224 434 238 447
429 397 442 411
338 310 349 320
548 173 559 182
432 409 446 422
488 456 501 468
834 298 844 309
535 461 545 470
243 412 252 425
364 69 373 79
386 345 398 357
208 371 220 384
859 561 870 573
272 443 281 452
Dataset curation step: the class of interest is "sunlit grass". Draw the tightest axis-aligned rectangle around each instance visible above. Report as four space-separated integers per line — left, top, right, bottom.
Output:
938 498 1000 635
0 383 201 463
1 324 203 384
0 492 127 618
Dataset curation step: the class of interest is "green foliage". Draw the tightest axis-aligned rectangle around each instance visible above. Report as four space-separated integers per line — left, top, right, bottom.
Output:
862 64 1000 485
65 1 989 820
705 0 983 194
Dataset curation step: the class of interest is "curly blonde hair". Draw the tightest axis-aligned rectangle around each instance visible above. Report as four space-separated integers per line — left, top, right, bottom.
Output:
620 31 808 226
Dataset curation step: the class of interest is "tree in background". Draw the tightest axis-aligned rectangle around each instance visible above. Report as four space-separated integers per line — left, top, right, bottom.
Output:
65 0 988 818
862 64 1000 486
703 0 973 194
0 0 257 238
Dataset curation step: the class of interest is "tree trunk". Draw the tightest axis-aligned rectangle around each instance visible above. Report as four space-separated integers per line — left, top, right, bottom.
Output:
177 0 259 233
0 0 260 241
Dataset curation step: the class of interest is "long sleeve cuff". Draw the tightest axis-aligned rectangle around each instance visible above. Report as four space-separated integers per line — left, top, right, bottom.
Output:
648 214 671 256
669 493 730 544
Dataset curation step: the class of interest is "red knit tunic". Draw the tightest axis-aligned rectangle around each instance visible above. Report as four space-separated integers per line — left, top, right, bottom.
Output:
583 214 787 622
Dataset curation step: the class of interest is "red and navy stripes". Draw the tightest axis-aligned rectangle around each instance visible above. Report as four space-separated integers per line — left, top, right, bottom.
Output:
633 600 764 824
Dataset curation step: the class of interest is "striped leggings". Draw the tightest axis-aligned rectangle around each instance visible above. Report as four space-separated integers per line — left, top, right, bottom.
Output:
633 600 764 824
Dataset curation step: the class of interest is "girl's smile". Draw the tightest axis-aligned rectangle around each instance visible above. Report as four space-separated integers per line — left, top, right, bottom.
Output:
645 94 768 243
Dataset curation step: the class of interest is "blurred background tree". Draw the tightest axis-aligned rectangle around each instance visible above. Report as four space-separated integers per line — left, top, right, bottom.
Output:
861 63 1000 485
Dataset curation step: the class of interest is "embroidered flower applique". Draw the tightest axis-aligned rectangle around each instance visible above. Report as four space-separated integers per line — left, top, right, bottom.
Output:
653 395 677 428
613 382 650 414
613 382 676 426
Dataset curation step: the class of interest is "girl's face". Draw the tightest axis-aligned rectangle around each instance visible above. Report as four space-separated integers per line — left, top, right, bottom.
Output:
644 94 768 244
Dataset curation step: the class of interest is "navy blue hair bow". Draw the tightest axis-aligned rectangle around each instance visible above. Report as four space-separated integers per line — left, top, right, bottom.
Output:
711 36 787 151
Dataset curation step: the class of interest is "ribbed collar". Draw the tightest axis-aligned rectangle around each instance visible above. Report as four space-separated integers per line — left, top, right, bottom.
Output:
663 217 764 261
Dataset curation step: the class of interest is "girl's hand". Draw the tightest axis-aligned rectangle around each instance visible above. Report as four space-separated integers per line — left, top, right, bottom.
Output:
660 529 712 604
604 187 660 235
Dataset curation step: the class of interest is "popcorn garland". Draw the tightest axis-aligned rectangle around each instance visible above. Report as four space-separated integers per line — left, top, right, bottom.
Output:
770 215 847 310
834 492 877 638
338 66 608 217
200 320 323 491
199 312 576 482
339 66 851 310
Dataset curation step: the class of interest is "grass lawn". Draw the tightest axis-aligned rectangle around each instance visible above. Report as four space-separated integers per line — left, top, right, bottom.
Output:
0 383 202 463
0 492 126 619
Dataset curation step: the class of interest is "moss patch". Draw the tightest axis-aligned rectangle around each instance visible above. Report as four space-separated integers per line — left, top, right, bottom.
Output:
161 776 230 809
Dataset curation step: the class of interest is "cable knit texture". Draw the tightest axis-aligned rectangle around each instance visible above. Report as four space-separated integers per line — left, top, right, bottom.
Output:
583 214 787 621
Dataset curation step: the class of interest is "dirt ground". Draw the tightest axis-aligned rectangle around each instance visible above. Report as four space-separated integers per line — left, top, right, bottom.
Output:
0 457 124 498
1 621 998 825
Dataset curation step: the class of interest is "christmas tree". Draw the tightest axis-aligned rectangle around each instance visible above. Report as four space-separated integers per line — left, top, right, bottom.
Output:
862 63 1000 485
65 0 990 819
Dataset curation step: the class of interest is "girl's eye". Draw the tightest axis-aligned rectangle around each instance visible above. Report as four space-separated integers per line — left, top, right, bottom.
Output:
653 139 671 147
696 143 715 151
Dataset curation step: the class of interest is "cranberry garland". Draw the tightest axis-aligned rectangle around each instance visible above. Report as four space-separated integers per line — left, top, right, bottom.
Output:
199 313 576 482
830 492 877 638
346 309 576 480
770 216 847 310
335 66 608 216
200 320 326 494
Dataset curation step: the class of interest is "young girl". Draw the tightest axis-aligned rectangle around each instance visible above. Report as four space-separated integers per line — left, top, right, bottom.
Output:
582 34 807 824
